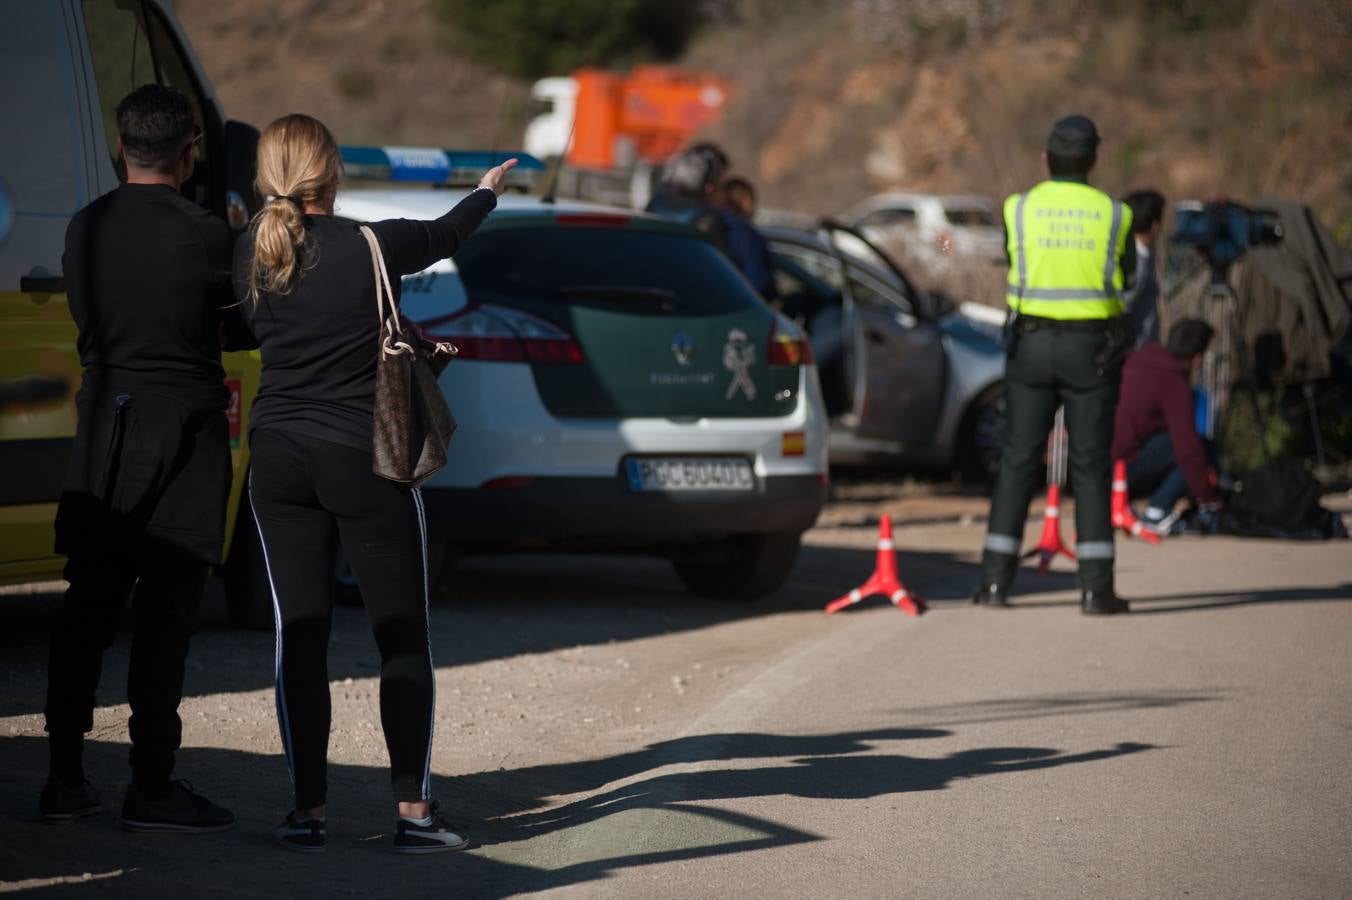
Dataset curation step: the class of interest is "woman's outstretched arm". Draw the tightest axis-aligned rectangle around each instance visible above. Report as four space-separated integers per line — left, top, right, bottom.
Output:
374 158 519 276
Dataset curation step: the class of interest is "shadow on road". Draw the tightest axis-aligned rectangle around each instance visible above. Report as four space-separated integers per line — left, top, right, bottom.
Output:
3 548 1342 719
881 690 1224 730
0 722 1156 899
1127 583 1352 614
0 543 1013 717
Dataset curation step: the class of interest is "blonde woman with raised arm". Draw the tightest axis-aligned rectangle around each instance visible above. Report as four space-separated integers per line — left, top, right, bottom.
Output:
233 114 515 854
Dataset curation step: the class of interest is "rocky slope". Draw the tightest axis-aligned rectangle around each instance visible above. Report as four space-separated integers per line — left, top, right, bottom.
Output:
177 0 1352 238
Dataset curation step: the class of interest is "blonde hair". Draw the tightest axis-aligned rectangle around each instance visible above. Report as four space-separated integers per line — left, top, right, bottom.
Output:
247 114 342 300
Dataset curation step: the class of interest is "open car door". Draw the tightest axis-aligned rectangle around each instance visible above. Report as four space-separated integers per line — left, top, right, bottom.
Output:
820 222 949 454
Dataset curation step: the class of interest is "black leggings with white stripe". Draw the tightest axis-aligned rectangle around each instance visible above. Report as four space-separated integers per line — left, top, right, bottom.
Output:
248 427 435 810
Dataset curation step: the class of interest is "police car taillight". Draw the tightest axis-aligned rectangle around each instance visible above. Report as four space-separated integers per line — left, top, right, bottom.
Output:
555 213 631 228
768 318 814 367
423 304 585 364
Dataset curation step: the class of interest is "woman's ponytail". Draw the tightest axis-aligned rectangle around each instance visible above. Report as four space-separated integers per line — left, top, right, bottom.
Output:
246 114 342 302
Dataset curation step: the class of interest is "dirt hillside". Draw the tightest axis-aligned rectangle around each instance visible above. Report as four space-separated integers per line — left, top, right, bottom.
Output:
176 0 1352 239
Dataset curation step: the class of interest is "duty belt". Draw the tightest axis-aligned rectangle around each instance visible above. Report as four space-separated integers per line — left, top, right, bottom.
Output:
1014 314 1117 332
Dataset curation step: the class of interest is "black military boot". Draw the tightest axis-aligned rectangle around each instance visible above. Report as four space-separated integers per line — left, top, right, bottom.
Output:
971 583 1010 607
1081 589 1129 616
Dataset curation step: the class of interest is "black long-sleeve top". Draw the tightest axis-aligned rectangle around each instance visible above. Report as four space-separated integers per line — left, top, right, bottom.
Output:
233 188 496 451
63 182 249 411
58 182 252 562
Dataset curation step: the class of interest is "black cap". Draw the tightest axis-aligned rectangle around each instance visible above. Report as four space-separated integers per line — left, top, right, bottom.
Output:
1046 115 1100 156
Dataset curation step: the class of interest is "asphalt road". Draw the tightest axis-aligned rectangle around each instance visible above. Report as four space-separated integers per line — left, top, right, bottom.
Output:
1 484 1349 899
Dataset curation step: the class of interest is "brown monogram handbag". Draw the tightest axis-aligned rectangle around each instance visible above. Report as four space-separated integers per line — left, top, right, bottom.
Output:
360 225 458 486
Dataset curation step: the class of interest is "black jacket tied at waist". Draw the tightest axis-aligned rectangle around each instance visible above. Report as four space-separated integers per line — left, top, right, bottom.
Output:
55 374 231 565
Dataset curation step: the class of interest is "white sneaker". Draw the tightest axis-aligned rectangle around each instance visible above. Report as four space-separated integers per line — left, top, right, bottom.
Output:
1141 505 1180 536
392 802 469 855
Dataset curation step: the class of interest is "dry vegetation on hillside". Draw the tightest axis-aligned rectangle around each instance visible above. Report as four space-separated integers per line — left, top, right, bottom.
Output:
178 0 1352 239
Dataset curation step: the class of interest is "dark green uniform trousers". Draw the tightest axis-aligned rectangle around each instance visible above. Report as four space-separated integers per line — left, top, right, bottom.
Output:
981 317 1122 594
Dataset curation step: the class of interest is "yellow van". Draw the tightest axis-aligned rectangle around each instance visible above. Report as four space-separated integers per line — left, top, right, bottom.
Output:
0 0 266 625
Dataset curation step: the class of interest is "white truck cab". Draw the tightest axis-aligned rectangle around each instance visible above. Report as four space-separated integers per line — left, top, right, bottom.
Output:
523 76 578 162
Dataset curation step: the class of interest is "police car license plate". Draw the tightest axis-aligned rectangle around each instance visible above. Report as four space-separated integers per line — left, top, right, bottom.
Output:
625 458 755 492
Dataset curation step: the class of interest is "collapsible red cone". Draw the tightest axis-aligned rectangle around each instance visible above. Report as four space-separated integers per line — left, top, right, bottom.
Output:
1022 482 1076 574
824 515 925 616
1110 459 1162 545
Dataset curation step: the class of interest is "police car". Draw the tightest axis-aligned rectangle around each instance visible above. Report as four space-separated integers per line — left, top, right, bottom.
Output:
310 147 830 604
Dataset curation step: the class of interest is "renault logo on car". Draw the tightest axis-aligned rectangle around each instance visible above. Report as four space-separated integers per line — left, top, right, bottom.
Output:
671 331 695 366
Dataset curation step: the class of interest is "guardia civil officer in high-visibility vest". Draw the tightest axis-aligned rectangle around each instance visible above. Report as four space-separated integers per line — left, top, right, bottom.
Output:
973 115 1136 616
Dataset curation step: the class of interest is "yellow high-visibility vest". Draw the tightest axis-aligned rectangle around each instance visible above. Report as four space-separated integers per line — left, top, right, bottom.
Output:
1004 180 1132 320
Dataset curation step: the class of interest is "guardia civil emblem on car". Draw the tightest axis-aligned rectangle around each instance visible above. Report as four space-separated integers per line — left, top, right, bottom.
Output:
671 331 695 366
723 328 757 400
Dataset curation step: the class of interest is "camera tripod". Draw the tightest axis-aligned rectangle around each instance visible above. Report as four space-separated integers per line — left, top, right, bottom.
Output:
1197 277 1240 440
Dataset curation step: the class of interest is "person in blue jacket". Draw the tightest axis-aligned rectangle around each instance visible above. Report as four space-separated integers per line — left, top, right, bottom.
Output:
721 176 779 301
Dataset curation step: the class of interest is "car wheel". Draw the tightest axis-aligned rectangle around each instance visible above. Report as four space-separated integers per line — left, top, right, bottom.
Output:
672 532 802 603
957 384 1007 486
222 488 274 630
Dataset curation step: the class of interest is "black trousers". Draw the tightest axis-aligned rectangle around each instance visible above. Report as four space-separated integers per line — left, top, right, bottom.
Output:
248 428 435 810
981 319 1121 593
45 549 208 792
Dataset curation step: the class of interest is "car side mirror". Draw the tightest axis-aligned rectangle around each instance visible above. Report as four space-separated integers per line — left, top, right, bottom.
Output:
224 120 261 231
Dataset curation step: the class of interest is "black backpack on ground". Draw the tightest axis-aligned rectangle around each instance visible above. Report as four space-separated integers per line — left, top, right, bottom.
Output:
1224 459 1347 540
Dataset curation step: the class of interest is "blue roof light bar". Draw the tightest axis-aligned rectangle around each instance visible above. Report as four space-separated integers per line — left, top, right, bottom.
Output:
340 146 546 188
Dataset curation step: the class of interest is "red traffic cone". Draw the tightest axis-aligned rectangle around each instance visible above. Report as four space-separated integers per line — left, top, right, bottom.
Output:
1022 482 1076 574
1110 459 1162 545
824 515 925 616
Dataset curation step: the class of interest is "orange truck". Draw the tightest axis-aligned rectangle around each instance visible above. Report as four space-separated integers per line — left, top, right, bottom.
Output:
524 66 729 172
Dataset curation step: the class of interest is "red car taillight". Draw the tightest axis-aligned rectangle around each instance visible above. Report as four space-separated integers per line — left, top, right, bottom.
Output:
768 318 814 367
423 304 585 364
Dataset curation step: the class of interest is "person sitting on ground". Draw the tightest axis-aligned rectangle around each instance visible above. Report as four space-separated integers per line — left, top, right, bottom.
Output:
719 175 778 301
1111 318 1220 534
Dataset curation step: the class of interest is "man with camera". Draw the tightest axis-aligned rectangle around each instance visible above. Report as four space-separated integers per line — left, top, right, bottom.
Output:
973 115 1136 615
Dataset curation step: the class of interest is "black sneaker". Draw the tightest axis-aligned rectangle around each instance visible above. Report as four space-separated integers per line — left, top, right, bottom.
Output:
274 811 326 853
971 584 1010 607
393 802 469 855
1081 589 1130 616
121 779 235 834
39 777 101 823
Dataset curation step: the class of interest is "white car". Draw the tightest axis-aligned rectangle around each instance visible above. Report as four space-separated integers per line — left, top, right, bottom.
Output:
331 182 829 601
841 192 1006 262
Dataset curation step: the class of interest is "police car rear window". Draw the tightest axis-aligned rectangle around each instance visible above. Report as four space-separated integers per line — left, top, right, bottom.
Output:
455 228 765 316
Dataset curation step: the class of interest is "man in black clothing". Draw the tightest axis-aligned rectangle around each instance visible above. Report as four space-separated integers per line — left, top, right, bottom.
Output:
41 85 243 832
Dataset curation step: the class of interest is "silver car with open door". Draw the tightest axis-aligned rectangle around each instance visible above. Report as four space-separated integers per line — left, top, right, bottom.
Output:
763 221 1007 481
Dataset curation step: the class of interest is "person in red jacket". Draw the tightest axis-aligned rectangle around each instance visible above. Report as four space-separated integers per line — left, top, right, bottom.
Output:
1111 318 1219 534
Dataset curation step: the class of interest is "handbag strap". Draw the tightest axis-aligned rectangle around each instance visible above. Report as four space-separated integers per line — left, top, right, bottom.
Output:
359 225 415 359
359 225 458 362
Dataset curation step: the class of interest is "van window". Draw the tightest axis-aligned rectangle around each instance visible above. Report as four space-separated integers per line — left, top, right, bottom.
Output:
847 267 914 317
81 0 213 203
82 1 157 178
858 208 916 229
945 207 997 227
526 96 555 120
